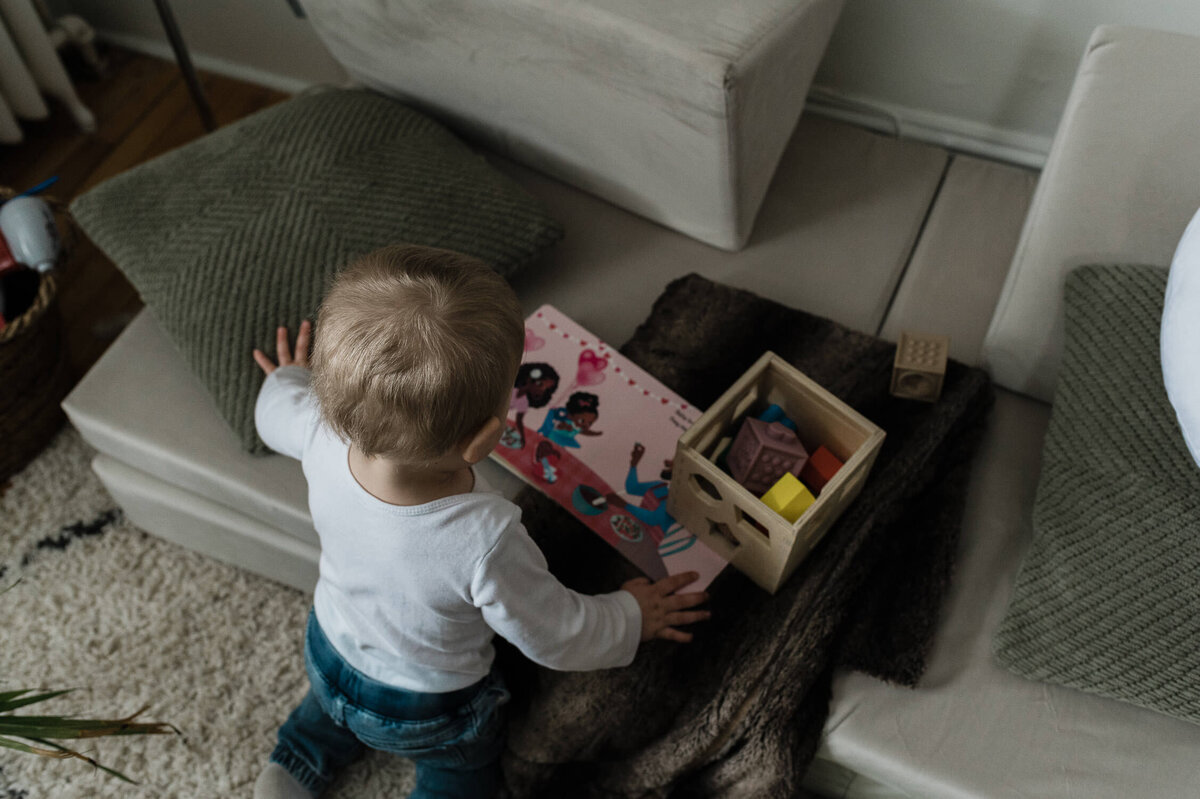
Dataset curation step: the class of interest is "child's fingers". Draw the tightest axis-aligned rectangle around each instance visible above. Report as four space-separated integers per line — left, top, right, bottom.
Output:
666 609 711 627
252 349 276 375
656 627 694 643
654 571 701 596
294 320 312 366
276 326 292 364
663 592 710 611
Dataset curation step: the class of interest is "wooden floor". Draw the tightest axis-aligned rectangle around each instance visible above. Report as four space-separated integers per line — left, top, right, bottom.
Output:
0 46 287 383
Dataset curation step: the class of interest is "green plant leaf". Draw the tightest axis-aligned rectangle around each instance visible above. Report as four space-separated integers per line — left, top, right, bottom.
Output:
20 736 139 784
0 734 71 757
0 688 74 713
1 576 175 783
0 713 177 739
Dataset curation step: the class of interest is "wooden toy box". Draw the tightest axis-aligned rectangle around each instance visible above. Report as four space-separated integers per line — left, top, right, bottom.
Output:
668 352 886 593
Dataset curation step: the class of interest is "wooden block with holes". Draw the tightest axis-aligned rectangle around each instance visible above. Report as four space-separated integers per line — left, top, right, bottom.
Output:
667 352 886 594
890 331 949 402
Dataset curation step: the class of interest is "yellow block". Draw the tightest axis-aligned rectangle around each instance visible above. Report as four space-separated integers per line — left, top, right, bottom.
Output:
760 473 816 523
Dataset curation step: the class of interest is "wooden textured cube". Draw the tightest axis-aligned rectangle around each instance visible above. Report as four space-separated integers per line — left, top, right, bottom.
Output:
668 352 886 593
890 331 949 402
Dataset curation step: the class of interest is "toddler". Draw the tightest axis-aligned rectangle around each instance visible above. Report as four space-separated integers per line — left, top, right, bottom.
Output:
250 245 709 799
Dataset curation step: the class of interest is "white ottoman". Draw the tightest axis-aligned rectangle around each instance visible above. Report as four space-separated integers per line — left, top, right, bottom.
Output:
303 0 845 251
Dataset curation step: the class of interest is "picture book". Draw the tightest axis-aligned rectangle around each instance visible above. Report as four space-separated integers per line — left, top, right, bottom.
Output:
491 305 728 590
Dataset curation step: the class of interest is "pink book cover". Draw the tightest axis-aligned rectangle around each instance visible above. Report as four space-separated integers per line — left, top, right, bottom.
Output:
491 306 727 590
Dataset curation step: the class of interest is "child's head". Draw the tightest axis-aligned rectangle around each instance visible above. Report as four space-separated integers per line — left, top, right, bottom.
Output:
311 244 524 463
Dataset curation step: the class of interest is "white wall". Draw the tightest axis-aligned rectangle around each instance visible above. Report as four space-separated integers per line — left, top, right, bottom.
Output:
813 0 1200 166
47 0 348 92
48 0 1200 167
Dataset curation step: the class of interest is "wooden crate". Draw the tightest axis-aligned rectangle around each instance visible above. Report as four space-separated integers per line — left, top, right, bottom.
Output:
667 352 886 593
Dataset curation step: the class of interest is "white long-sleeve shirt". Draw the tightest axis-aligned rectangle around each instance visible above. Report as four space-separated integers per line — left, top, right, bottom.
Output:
255 366 641 692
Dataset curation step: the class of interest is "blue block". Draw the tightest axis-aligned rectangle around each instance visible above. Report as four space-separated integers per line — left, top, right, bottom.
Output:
758 403 796 430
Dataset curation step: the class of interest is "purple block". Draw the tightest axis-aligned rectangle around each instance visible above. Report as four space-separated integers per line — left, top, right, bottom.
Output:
726 417 810 494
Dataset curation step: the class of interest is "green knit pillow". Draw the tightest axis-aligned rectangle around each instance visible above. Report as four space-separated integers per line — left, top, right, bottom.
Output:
994 264 1200 724
71 88 562 453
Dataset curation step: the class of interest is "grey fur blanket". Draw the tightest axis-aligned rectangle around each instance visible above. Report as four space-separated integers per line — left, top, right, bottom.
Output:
497 274 994 798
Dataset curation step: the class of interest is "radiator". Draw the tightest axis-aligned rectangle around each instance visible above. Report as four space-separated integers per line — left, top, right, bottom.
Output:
0 0 94 144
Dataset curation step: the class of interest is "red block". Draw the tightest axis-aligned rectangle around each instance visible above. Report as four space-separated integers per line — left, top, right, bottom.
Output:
799 445 842 494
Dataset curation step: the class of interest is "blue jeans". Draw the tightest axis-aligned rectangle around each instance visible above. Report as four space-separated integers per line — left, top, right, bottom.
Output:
270 611 510 798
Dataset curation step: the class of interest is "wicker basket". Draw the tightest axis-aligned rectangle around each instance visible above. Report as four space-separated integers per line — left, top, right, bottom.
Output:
0 189 74 485
0 273 71 484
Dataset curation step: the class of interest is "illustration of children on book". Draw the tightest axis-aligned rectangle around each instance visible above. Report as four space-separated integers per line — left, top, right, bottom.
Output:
533 391 603 483
490 305 726 588
607 442 697 557
505 362 560 449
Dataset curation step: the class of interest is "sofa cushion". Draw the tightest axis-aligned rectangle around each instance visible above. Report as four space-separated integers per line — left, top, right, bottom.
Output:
70 88 562 453
982 25 1200 402
994 264 1200 725
1162 208 1200 469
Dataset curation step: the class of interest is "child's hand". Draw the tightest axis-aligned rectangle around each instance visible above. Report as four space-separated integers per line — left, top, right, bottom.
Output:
253 321 311 375
622 571 710 643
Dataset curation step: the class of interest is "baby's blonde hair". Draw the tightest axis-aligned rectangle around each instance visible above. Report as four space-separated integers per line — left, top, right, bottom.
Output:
311 244 524 462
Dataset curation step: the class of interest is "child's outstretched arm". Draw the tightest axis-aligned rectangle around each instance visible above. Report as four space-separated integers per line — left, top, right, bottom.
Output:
474 519 710 671
253 321 317 461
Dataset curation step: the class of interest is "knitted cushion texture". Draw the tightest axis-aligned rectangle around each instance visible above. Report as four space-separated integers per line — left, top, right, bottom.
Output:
70 88 562 453
994 264 1200 725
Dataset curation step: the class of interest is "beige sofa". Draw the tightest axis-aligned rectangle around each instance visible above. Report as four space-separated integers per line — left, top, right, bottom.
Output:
804 25 1200 797
63 23 1200 799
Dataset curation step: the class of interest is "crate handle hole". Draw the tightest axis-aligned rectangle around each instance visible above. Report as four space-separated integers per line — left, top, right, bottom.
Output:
737 508 769 540
690 473 723 503
708 520 740 550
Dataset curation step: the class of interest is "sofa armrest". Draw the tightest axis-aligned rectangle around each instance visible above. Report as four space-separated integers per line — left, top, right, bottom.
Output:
982 24 1200 403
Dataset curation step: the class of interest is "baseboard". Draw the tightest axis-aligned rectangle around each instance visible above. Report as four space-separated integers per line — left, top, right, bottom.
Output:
806 85 1052 170
93 29 341 96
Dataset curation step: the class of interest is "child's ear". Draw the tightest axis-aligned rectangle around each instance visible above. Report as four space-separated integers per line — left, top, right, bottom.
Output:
461 416 503 464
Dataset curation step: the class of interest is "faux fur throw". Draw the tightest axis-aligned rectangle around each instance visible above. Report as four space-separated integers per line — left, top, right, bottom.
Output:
496 273 994 798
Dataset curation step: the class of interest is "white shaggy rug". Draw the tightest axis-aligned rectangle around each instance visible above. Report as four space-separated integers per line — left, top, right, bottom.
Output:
0 428 416 798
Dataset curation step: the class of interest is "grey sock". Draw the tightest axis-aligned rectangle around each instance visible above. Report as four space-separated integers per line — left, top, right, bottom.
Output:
254 762 315 799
